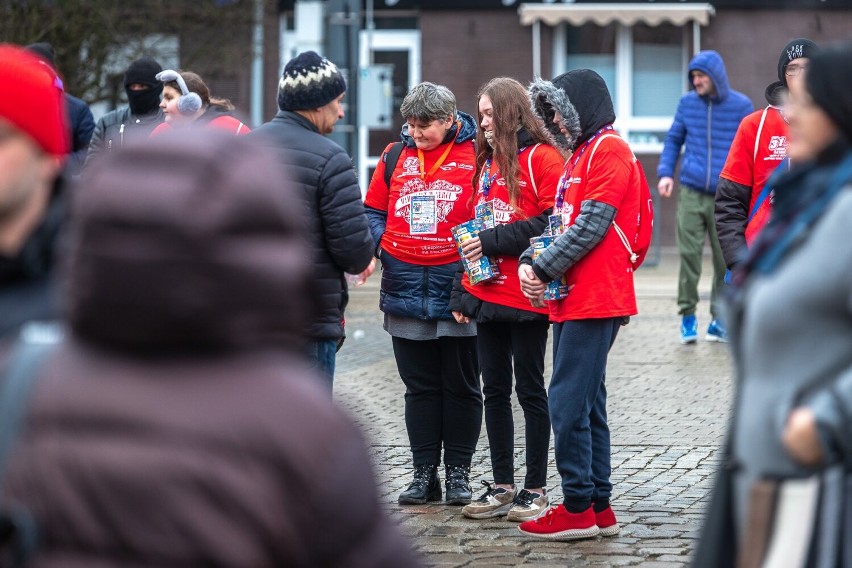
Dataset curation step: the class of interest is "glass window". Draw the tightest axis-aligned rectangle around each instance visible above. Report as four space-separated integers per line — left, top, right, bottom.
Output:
632 24 683 117
564 23 616 102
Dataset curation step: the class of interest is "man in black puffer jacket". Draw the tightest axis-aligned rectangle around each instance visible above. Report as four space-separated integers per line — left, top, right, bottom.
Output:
249 51 374 390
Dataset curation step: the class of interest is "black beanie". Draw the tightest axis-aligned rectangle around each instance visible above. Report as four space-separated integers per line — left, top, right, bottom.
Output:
806 42 852 143
25 42 56 67
124 56 163 88
124 57 163 116
277 51 346 111
765 38 819 105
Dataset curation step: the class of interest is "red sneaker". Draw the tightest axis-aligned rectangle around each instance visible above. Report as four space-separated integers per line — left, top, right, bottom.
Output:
595 506 620 536
517 504 600 540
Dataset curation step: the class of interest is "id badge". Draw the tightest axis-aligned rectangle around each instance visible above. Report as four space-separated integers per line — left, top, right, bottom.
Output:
547 213 564 236
410 194 438 234
475 201 495 229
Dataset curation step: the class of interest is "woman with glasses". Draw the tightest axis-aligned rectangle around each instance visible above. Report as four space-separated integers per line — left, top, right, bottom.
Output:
716 38 819 270
695 42 852 566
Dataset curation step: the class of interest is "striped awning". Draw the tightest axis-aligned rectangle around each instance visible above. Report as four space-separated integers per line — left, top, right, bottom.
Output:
519 3 716 27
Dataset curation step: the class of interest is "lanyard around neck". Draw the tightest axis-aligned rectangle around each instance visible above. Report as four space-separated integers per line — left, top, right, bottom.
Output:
417 121 461 181
478 145 530 199
555 125 614 210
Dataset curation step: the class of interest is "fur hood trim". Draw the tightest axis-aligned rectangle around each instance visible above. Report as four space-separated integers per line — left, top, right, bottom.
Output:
528 77 580 151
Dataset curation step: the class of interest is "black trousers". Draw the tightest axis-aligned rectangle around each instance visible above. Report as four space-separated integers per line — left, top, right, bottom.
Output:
392 335 482 467
478 320 550 489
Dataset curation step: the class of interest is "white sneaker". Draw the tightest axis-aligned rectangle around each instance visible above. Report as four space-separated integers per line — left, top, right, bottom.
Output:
462 481 516 519
507 488 549 522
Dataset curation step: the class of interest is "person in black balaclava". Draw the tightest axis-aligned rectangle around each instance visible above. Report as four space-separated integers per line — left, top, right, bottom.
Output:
85 56 165 166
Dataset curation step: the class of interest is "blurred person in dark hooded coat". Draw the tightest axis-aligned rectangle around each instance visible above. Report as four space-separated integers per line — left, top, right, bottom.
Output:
0 130 423 568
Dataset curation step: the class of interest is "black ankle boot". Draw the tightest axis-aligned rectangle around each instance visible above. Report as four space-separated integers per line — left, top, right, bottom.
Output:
398 464 441 505
444 464 472 505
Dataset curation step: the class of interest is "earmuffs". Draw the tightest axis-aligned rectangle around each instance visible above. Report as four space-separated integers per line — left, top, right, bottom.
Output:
155 70 203 115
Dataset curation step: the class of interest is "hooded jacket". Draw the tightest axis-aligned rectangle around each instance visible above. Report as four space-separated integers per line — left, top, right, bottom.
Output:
249 110 374 340
65 94 95 176
657 51 753 194
524 70 642 320
365 111 477 321
1 132 422 568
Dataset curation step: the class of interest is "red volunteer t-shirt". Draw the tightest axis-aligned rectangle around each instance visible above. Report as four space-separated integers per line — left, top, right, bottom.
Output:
365 140 477 265
462 144 563 314
548 133 640 322
720 106 787 244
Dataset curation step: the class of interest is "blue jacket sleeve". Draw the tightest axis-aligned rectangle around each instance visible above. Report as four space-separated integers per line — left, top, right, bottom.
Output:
364 206 387 258
68 97 95 176
657 98 687 179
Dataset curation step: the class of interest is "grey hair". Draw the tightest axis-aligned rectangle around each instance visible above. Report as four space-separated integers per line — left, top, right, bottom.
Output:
400 82 457 123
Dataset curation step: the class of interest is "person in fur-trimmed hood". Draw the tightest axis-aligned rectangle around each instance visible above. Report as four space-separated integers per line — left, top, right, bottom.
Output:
516 69 646 541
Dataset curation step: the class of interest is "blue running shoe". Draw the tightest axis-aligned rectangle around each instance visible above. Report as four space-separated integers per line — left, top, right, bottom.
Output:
680 315 698 344
706 319 728 343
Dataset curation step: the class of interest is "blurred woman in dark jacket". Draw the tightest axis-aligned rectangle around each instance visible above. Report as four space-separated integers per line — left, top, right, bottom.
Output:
694 42 852 567
364 82 482 506
0 132 421 568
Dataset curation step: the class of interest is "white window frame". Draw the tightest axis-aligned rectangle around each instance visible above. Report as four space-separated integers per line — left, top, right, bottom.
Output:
357 29 421 192
553 22 690 154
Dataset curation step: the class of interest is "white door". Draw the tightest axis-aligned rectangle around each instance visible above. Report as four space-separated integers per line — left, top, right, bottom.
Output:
357 29 420 194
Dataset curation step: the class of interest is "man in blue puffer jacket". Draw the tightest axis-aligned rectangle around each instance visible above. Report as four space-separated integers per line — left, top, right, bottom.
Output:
657 50 752 345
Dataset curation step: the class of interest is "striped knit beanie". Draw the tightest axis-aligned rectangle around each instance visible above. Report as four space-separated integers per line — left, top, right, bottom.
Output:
277 51 346 111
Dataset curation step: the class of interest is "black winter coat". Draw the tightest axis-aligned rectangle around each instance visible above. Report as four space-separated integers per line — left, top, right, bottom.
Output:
249 111 374 340
65 94 94 176
85 106 163 166
715 177 753 269
0 181 66 340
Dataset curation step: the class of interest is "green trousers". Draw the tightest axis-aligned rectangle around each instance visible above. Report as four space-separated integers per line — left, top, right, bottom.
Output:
676 186 726 318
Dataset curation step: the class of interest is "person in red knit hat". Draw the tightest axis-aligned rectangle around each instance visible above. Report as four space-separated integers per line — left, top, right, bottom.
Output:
149 70 250 137
0 44 70 338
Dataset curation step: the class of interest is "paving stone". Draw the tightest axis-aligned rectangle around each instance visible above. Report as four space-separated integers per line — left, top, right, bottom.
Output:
335 254 729 566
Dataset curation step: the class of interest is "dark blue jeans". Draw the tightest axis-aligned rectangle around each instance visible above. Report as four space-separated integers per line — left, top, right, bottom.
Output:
305 339 337 391
550 318 621 509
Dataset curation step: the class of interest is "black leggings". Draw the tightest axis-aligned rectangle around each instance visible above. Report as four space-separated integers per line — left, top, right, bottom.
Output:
392 335 482 467
478 320 550 489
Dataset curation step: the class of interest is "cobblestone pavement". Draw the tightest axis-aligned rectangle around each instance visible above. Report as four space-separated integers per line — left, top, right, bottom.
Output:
334 252 732 566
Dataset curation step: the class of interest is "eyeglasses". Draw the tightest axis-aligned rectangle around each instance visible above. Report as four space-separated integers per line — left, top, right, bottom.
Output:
785 63 808 77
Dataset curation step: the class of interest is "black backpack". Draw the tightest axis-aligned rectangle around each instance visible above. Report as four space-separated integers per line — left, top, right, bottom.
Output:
382 142 405 189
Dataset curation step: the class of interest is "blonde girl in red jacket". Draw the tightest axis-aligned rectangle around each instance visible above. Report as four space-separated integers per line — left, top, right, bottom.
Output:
450 77 564 523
